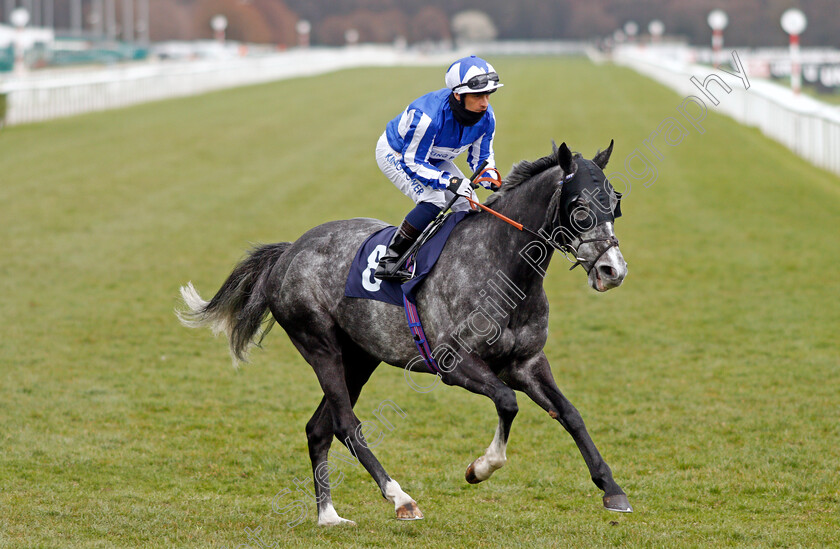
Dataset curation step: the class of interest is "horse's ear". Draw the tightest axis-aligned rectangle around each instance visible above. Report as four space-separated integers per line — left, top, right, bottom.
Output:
557 142 574 174
593 139 614 170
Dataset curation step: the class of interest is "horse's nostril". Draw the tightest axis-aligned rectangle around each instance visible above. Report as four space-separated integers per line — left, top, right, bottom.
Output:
600 265 618 280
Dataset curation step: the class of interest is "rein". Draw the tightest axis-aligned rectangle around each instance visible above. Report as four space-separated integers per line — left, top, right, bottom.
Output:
464 195 547 241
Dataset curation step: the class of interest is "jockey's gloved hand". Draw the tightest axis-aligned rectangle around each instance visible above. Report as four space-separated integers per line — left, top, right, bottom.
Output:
477 179 500 191
447 176 473 197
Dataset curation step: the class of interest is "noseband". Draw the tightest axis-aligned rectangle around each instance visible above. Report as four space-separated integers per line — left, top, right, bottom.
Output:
562 232 620 273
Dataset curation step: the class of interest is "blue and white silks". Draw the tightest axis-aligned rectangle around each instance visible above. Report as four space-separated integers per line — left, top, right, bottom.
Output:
384 89 496 191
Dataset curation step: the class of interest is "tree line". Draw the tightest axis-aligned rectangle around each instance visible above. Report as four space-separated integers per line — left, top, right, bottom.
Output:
25 0 840 47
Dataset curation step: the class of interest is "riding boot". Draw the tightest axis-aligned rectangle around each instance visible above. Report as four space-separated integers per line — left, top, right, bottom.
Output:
374 220 422 281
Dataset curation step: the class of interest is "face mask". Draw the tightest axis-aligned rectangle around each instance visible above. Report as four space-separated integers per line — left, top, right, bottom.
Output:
448 93 486 126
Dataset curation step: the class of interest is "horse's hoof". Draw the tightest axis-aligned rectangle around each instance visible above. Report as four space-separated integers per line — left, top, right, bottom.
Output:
465 455 505 484
395 501 424 520
465 462 482 484
603 494 633 513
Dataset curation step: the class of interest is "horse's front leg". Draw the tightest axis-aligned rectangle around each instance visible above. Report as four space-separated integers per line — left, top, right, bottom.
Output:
437 355 519 484
508 353 632 513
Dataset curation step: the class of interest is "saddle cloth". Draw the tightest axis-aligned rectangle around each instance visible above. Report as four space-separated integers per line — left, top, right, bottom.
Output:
344 211 470 306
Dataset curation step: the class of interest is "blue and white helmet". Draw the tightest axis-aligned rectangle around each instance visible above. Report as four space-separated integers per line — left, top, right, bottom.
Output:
445 55 503 94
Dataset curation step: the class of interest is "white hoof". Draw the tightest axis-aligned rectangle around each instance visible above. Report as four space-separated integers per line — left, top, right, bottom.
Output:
465 455 506 484
317 503 356 526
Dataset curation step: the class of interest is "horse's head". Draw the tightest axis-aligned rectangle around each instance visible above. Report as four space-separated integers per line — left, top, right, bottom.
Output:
548 141 627 292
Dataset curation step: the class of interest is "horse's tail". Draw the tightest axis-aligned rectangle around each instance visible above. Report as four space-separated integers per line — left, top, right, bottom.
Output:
177 242 292 367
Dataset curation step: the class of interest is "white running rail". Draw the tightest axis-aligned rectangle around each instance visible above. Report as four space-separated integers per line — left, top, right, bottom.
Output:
614 45 840 177
0 46 456 126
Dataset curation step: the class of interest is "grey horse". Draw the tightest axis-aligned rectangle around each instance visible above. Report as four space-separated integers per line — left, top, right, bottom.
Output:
178 142 632 525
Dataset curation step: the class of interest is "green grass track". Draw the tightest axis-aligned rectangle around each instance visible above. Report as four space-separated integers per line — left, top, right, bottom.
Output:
1 57 838 547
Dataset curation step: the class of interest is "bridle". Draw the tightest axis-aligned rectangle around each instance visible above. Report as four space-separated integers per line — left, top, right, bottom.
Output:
561 232 620 273
464 169 620 274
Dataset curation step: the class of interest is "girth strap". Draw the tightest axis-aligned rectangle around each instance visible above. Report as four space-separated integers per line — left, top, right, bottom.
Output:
402 294 442 375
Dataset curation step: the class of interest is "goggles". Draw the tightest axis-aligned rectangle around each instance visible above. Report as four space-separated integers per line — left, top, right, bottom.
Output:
453 72 500 92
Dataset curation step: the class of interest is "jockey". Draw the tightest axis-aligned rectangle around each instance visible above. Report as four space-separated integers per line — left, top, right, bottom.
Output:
373 55 503 281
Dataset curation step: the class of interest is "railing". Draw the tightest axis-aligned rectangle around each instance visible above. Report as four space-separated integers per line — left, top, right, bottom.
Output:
0 46 456 126
614 45 840 177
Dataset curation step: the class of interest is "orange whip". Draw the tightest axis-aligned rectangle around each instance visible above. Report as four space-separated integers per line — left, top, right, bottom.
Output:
464 168 525 232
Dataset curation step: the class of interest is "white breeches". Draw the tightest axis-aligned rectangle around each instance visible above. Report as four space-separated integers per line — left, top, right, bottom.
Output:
375 132 477 211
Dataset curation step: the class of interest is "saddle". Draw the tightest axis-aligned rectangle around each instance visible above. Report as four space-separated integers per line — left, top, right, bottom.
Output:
344 210 471 307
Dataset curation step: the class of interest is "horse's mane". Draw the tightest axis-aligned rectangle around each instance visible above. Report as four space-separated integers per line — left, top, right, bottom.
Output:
486 144 580 207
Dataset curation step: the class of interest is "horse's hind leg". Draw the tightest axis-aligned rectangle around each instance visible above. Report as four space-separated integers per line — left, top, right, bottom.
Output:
508 353 632 513
306 397 354 525
305 346 377 526
293 328 422 523
434 356 519 484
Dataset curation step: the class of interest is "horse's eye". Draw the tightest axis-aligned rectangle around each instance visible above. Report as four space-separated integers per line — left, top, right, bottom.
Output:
567 199 596 231
571 204 591 223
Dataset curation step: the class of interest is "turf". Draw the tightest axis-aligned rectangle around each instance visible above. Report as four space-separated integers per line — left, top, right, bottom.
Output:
1 57 838 548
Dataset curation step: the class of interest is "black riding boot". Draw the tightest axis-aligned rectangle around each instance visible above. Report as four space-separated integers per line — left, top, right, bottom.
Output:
374 220 421 281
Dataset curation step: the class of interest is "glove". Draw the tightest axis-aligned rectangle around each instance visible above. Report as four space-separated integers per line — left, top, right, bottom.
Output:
446 176 473 197
477 179 501 191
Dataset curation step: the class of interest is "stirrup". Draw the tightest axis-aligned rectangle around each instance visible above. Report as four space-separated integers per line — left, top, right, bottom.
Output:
374 261 411 282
